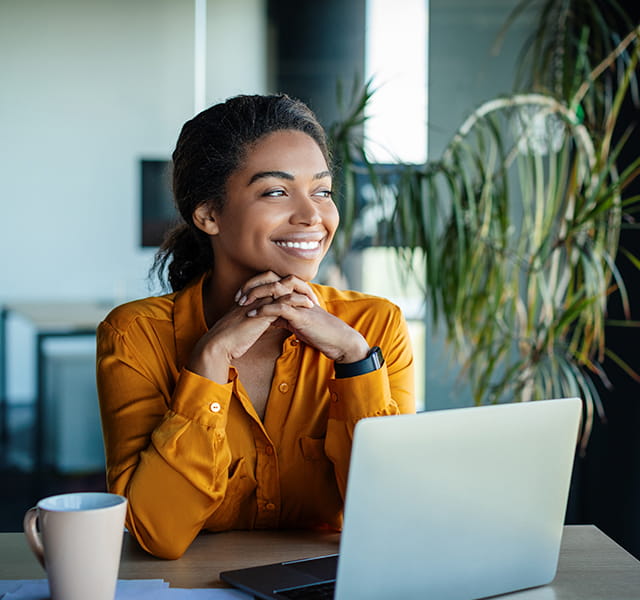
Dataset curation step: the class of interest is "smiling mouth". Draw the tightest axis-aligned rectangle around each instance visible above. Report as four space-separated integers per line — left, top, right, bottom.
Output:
274 240 321 250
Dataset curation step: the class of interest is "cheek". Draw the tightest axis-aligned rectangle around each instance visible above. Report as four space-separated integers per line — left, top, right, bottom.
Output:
323 202 340 234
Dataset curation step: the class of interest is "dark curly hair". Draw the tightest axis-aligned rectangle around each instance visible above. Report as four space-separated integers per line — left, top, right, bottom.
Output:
151 94 331 292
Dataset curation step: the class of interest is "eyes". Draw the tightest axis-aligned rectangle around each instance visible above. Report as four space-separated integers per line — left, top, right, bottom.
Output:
262 187 333 200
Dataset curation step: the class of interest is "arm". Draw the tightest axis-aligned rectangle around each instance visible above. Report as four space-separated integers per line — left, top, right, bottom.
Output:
96 320 236 559
97 277 320 557
324 305 415 497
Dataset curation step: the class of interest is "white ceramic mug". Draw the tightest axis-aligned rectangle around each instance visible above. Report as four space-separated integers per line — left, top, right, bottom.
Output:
23 492 127 600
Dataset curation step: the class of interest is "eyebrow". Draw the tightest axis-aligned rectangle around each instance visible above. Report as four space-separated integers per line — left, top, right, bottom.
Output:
248 170 332 185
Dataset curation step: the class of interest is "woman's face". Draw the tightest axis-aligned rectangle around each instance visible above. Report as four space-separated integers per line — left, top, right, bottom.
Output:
204 129 339 283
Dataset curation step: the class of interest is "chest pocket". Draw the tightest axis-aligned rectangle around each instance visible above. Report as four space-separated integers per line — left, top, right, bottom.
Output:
300 436 327 461
298 436 342 524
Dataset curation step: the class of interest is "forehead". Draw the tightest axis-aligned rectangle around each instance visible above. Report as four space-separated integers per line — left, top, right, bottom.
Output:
240 130 329 174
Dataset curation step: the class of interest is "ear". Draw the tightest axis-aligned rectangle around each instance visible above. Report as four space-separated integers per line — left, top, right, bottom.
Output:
192 203 220 235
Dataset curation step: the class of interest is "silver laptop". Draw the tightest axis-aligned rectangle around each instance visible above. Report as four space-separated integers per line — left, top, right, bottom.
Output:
221 398 582 600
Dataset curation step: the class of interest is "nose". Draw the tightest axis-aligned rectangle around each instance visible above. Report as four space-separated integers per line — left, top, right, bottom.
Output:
290 194 321 226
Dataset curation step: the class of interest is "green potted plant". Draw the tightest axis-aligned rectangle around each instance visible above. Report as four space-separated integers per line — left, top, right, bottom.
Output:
328 5 640 452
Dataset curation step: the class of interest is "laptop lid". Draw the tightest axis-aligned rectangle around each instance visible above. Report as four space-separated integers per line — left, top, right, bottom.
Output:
221 398 581 600
335 397 582 600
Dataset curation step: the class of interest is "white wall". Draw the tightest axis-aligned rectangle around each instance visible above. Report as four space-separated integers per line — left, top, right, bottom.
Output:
1 0 267 403
207 0 267 105
0 0 267 303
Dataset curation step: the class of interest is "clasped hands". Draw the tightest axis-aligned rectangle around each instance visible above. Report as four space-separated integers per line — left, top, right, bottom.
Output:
188 271 370 384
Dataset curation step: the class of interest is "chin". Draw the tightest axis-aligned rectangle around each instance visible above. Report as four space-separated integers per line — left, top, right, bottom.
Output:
272 263 320 282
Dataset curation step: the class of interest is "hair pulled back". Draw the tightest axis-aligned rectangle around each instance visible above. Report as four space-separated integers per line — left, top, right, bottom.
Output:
152 94 330 292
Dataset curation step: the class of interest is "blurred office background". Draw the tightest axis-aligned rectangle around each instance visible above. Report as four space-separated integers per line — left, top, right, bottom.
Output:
1 0 638 560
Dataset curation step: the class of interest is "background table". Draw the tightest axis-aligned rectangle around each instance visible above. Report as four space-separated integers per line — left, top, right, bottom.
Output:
0 301 112 470
1 526 640 598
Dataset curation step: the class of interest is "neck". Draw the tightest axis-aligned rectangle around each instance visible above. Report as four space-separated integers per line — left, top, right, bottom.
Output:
202 265 259 327
202 269 290 349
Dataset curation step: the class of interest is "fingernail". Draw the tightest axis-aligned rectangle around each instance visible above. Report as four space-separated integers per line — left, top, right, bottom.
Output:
234 289 242 302
239 295 247 306
247 309 257 317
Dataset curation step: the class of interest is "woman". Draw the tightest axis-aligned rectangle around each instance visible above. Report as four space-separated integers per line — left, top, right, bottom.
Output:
97 94 415 559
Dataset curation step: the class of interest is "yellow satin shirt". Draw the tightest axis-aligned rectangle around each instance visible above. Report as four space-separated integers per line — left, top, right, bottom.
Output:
96 274 415 559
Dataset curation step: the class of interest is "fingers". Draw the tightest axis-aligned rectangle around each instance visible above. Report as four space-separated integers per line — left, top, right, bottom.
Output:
236 273 320 307
234 271 281 303
244 298 369 363
245 292 314 317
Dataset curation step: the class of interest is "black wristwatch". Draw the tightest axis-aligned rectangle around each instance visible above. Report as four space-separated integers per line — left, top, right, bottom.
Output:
334 346 385 379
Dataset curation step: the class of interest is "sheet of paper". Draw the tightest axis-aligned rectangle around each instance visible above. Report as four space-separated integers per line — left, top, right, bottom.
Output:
0 580 252 599
0 582 23 597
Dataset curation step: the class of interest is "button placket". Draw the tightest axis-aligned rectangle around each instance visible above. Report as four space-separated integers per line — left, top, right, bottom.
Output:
254 435 281 528
252 335 300 527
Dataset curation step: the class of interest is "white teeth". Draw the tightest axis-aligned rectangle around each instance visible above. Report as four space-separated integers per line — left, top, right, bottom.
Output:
275 240 320 250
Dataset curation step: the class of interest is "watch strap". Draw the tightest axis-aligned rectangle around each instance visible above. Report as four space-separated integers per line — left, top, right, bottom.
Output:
334 346 384 379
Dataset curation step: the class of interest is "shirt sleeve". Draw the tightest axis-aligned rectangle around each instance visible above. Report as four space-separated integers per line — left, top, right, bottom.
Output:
96 320 237 559
324 303 415 496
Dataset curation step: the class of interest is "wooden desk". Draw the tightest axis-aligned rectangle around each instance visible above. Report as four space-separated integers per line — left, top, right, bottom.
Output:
1 526 640 598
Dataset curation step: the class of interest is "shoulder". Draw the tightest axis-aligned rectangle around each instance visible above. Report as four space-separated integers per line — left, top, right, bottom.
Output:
310 283 404 322
100 292 178 337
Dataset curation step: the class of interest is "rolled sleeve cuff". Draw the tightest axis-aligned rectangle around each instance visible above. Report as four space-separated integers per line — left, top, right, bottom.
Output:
327 364 393 422
170 368 234 427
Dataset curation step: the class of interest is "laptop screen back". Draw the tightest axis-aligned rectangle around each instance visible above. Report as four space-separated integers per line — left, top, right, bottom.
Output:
335 398 581 600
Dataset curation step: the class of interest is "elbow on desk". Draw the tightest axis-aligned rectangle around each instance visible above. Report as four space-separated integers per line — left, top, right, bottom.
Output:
124 509 193 560
108 470 197 559
142 541 188 561
126 518 190 560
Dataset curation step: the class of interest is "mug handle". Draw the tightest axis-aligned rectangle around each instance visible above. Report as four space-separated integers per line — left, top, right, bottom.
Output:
23 507 46 569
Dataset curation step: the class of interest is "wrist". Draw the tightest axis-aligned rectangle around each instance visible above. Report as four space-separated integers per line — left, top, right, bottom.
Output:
187 340 232 384
334 335 369 364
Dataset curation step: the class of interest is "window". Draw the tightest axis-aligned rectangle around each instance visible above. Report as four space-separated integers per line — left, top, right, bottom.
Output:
362 0 428 409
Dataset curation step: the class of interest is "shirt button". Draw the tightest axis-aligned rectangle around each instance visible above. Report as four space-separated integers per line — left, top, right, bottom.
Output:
265 446 274 456
278 382 289 393
209 401 221 413
290 338 299 346
331 392 338 403
265 503 276 511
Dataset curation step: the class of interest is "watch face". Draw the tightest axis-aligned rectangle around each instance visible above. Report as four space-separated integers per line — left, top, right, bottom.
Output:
370 346 384 369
